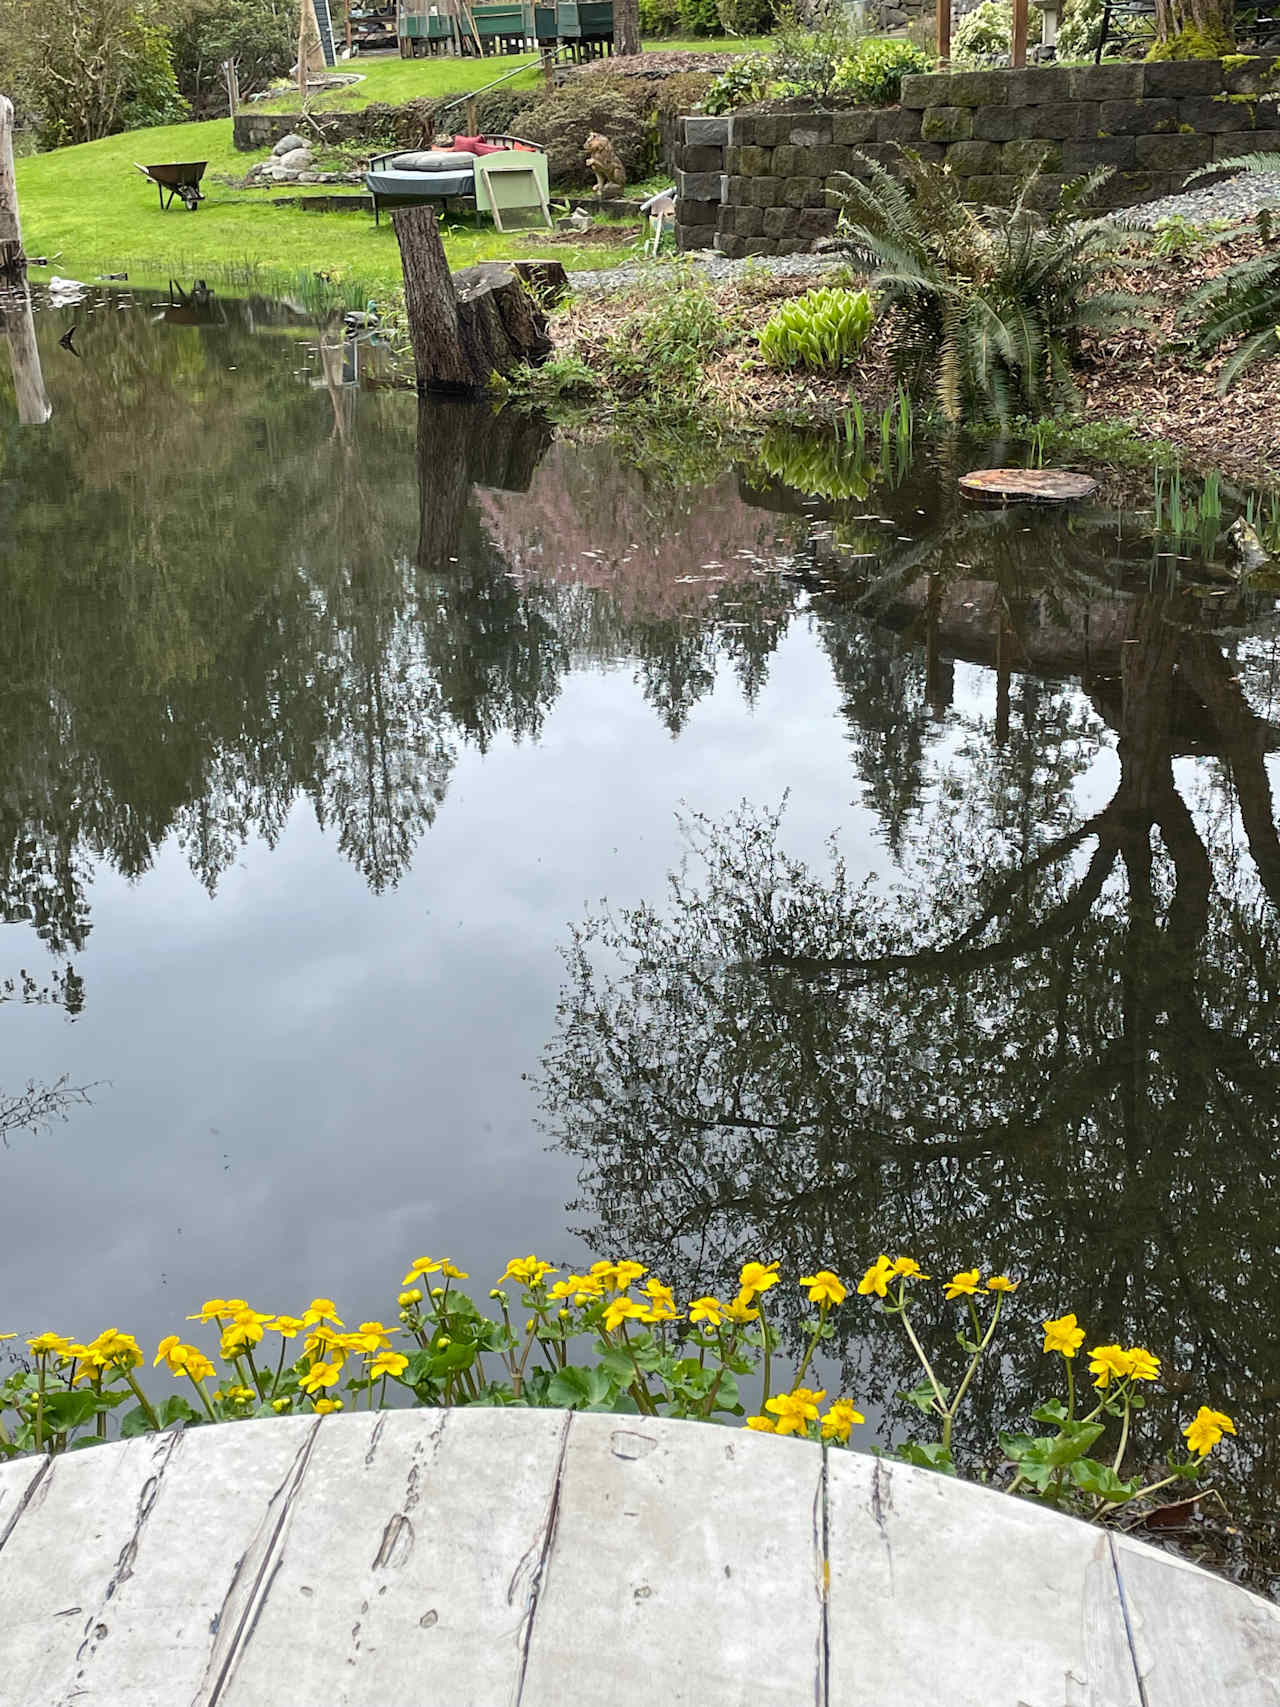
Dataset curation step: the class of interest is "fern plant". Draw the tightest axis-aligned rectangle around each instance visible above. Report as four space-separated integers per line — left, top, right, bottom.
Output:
826 148 1138 423
1182 154 1280 391
758 287 876 371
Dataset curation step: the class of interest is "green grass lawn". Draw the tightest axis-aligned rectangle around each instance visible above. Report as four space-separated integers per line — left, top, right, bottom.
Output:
254 38 770 112
13 115 651 293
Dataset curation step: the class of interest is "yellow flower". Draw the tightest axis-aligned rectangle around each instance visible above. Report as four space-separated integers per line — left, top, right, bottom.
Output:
439 1261 468 1279
313 1397 344 1415
722 1291 760 1325
298 1360 342 1393
890 1257 929 1280
27 1332 73 1357
369 1351 410 1380
303 1325 345 1363
226 1386 256 1404
1042 1313 1086 1358
857 1256 896 1299
764 1387 826 1437
403 1258 442 1285
1127 1347 1160 1383
87 1329 142 1370
272 1397 291 1413
820 1399 866 1444
745 1415 776 1432
642 1278 676 1311
302 1298 344 1327
270 1315 304 1339
351 1321 395 1353
154 1336 194 1375
1183 1406 1236 1458
688 1296 725 1328
397 1290 422 1308
986 1275 1018 1293
1087 1345 1132 1390
800 1270 847 1308
0 1332 14 1341
187 1299 231 1323
185 1350 215 1383
737 1261 780 1303
603 1296 645 1332
944 1269 981 1301
501 1256 557 1288
589 1259 646 1293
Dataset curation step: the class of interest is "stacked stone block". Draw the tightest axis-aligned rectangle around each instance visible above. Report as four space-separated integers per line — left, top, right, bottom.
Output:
673 56 1280 258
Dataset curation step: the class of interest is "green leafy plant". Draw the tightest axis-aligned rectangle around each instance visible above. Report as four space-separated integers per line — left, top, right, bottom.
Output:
600 272 732 401
953 0 1012 61
829 147 1138 423
758 285 876 371
703 52 773 114
768 0 864 103
836 38 933 105
1183 153 1280 390
1147 212 1233 259
1056 0 1104 59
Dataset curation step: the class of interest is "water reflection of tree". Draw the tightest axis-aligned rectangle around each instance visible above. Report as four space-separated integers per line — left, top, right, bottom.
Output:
540 583 1280 1582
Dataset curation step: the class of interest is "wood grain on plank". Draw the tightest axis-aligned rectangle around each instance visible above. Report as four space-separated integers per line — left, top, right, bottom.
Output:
826 1452 1143 1707
517 1413 827 1707
1111 1533 1280 1707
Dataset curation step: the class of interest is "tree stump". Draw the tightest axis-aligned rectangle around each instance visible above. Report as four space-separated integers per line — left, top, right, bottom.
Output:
1 94 26 285
393 205 552 394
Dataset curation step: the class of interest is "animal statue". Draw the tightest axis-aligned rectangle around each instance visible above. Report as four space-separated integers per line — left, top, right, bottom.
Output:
584 132 626 199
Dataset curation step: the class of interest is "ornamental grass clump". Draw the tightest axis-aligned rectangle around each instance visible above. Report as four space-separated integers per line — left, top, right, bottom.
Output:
829 148 1138 424
758 287 875 373
0 1253 1237 1530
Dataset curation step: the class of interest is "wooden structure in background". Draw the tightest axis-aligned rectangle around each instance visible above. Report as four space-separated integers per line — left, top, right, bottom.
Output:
1012 0 1029 65
397 0 614 57
0 1409 1277 1702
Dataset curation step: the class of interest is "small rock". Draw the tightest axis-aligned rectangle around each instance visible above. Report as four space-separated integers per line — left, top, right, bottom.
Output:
298 172 319 183
273 132 307 156
278 147 313 171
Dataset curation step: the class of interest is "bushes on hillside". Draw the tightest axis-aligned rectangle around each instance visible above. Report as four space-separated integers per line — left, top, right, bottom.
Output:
638 0 776 34
511 80 650 185
170 0 294 118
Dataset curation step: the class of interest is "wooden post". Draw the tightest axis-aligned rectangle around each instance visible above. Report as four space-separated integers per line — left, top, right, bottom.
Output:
1 94 25 281
2 286 52 425
1011 0 1028 65
223 59 241 115
466 95 478 133
392 203 551 391
936 0 950 62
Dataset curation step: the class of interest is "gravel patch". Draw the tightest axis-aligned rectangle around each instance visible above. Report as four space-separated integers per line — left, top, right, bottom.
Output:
567 250 847 292
1119 169 1280 228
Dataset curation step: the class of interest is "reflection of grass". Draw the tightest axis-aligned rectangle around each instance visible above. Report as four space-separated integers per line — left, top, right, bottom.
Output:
15 117 636 290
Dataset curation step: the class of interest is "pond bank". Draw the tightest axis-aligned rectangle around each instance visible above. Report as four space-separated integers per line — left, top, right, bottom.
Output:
0 1409 1275 1702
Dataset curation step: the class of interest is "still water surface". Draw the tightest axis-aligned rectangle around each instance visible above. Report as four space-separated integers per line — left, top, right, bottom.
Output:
3 289 1280 1584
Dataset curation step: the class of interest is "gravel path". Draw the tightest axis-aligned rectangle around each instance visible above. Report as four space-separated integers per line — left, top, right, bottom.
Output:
1118 167 1280 228
567 249 848 292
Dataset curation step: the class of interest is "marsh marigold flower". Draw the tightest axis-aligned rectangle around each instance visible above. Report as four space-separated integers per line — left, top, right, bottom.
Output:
351 1322 394 1353
299 1360 341 1394
313 1398 344 1415
369 1351 410 1380
439 1261 468 1280
27 1333 73 1357
270 1315 304 1339
820 1399 866 1444
603 1296 645 1333
800 1270 847 1308
944 1269 981 1301
688 1296 726 1328
187 1299 231 1324
738 1261 780 1303
722 1292 760 1325
745 1414 776 1432
397 1291 422 1308
0 1332 14 1341
1127 1347 1160 1382
589 1259 646 1293
87 1330 142 1370
1184 1406 1236 1457
891 1257 928 1280
501 1256 557 1288
764 1387 826 1437
858 1256 896 1299
185 1350 215 1383
1042 1314 1086 1358
302 1299 344 1328
403 1258 441 1285
986 1276 1018 1293
548 1275 602 1305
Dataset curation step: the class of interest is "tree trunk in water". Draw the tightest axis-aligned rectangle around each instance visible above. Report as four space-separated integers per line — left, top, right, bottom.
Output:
1 95 25 282
298 0 326 100
2 288 52 425
1153 0 1234 47
393 205 551 393
614 0 641 57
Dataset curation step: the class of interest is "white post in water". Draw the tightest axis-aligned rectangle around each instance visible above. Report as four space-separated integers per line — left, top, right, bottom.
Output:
0 95 52 426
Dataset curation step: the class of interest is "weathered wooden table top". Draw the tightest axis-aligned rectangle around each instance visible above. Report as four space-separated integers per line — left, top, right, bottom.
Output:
0 1409 1275 1705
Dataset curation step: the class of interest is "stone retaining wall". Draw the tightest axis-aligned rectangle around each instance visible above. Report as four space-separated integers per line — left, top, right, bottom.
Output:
233 106 408 152
674 56 1280 257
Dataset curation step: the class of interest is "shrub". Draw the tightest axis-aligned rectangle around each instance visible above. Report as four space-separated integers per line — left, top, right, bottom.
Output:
5 0 188 146
758 286 876 370
678 0 726 34
1184 153 1280 389
170 0 293 117
769 0 864 103
600 272 730 399
829 148 1137 422
703 53 773 112
651 70 719 122
716 0 779 34
639 0 683 30
951 0 1041 64
836 38 933 104
510 81 650 186
1055 0 1103 59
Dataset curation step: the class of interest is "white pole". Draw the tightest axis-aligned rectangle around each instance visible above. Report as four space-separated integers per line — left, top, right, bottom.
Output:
3 287 53 425
1 94 24 272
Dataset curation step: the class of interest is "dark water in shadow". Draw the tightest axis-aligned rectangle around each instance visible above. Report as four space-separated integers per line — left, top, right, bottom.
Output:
4 288 1280 1588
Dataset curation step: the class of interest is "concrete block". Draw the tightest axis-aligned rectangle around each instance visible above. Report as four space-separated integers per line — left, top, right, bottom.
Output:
947 139 1004 175
1134 131 1214 171
1212 129 1280 158
875 107 924 143
715 204 735 231
1061 134 1136 171
728 113 756 145
675 169 722 200
1098 97 1178 134
771 145 800 175
972 106 1023 141
683 115 730 146
675 222 715 251
681 144 724 173
748 175 783 206
1018 100 1098 139
755 114 793 145
796 205 838 239
1223 54 1280 94
942 69 1012 107
1179 94 1274 133
1005 66 1073 105
723 145 741 174
961 173 1019 206
724 175 749 201
734 204 765 235
899 72 955 108
1142 59 1223 98
790 118 834 145
1068 64 1142 102
763 204 802 237
1001 137 1063 172
833 109 879 144
738 144 770 175
1092 169 1171 208
921 106 974 142
743 237 778 255
715 230 748 257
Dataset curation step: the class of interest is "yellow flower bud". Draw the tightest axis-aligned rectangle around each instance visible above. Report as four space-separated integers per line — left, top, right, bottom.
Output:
398 1289 422 1307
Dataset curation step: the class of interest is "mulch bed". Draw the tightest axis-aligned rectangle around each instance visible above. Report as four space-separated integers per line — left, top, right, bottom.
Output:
571 49 750 78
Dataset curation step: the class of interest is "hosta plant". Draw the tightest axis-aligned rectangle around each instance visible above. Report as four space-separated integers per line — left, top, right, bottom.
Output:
758 286 876 371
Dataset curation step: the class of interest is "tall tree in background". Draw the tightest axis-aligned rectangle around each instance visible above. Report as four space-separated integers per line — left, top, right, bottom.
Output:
614 0 642 56
169 0 294 116
1152 0 1235 50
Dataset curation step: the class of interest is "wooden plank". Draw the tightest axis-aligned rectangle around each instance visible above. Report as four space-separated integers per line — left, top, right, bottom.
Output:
212 1407 570 1706
518 1413 826 1707
0 1419 310 1707
827 1453 1143 1707
1111 1533 1280 1705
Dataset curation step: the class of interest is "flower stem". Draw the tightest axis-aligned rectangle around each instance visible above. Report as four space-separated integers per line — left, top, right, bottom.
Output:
1111 1391 1132 1476
941 1294 1003 1452
124 1370 161 1433
759 1301 772 1412
794 1302 828 1385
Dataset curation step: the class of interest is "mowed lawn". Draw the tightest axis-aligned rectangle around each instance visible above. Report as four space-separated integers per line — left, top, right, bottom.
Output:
13 42 760 290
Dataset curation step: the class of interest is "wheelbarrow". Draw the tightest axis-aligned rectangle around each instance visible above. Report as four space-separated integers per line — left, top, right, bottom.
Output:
133 160 207 211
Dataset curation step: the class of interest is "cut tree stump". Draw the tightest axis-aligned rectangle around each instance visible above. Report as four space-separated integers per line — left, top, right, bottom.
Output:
393 204 551 394
960 468 1098 504
1 94 26 283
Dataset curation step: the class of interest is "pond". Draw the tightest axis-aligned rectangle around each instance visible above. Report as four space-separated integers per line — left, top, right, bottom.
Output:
3 285 1280 1590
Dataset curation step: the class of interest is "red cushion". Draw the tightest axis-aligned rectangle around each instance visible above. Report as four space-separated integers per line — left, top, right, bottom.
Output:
472 140 508 155
452 134 484 152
